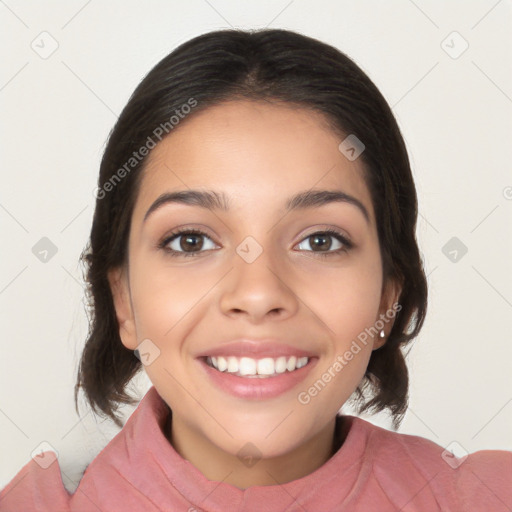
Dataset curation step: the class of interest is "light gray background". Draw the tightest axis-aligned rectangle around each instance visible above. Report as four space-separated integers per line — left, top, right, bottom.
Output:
1 0 511 493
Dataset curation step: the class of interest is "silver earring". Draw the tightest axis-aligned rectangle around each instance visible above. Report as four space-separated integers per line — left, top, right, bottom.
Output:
379 329 385 338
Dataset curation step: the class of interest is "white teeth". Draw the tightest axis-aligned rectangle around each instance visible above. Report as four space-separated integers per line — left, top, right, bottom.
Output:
257 358 275 375
286 356 297 372
206 355 310 376
216 356 227 372
238 357 257 376
227 356 238 373
297 356 308 369
275 356 287 374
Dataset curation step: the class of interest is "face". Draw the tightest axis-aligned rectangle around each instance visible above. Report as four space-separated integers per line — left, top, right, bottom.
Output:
109 99 400 465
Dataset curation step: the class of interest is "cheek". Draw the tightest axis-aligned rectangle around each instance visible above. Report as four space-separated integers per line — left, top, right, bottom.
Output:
129 263 206 341
300 265 381 408
129 259 229 368
301 259 382 341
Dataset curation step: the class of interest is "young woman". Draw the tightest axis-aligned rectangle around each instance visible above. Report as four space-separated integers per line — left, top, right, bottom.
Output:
1 28 510 512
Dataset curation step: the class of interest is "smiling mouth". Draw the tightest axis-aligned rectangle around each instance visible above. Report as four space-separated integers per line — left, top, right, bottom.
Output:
202 355 312 378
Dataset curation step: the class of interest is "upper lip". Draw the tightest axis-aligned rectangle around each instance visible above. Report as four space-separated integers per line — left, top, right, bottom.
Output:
195 339 317 359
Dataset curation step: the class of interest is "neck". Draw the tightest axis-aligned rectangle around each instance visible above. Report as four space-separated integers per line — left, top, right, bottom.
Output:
165 411 346 489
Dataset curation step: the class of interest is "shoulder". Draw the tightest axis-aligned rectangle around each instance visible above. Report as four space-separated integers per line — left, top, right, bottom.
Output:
0 453 71 512
350 416 512 511
0 388 160 512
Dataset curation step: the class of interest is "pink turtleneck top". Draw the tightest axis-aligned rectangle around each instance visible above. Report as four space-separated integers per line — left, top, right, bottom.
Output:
1 386 511 511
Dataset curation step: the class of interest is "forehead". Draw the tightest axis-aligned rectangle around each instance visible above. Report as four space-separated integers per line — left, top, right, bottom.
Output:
134 100 374 222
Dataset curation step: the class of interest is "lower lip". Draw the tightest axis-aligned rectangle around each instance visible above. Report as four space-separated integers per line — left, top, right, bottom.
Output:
197 357 318 400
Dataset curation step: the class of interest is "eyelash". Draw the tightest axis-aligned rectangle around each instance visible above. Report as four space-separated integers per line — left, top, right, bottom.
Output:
158 228 353 259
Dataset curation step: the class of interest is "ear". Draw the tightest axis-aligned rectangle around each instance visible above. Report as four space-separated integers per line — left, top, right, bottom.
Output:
373 276 402 350
107 266 138 350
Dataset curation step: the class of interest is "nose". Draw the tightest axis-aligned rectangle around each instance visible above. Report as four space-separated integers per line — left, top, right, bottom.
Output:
219 245 299 323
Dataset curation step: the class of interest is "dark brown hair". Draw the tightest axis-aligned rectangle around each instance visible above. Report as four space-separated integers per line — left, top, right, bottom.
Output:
75 28 428 430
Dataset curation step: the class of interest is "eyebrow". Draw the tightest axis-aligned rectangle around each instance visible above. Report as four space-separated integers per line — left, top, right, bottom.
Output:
143 189 370 224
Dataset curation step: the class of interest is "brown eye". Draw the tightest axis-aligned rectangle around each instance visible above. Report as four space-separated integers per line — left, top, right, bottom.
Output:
308 233 333 251
160 229 217 257
179 233 204 252
296 229 353 257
